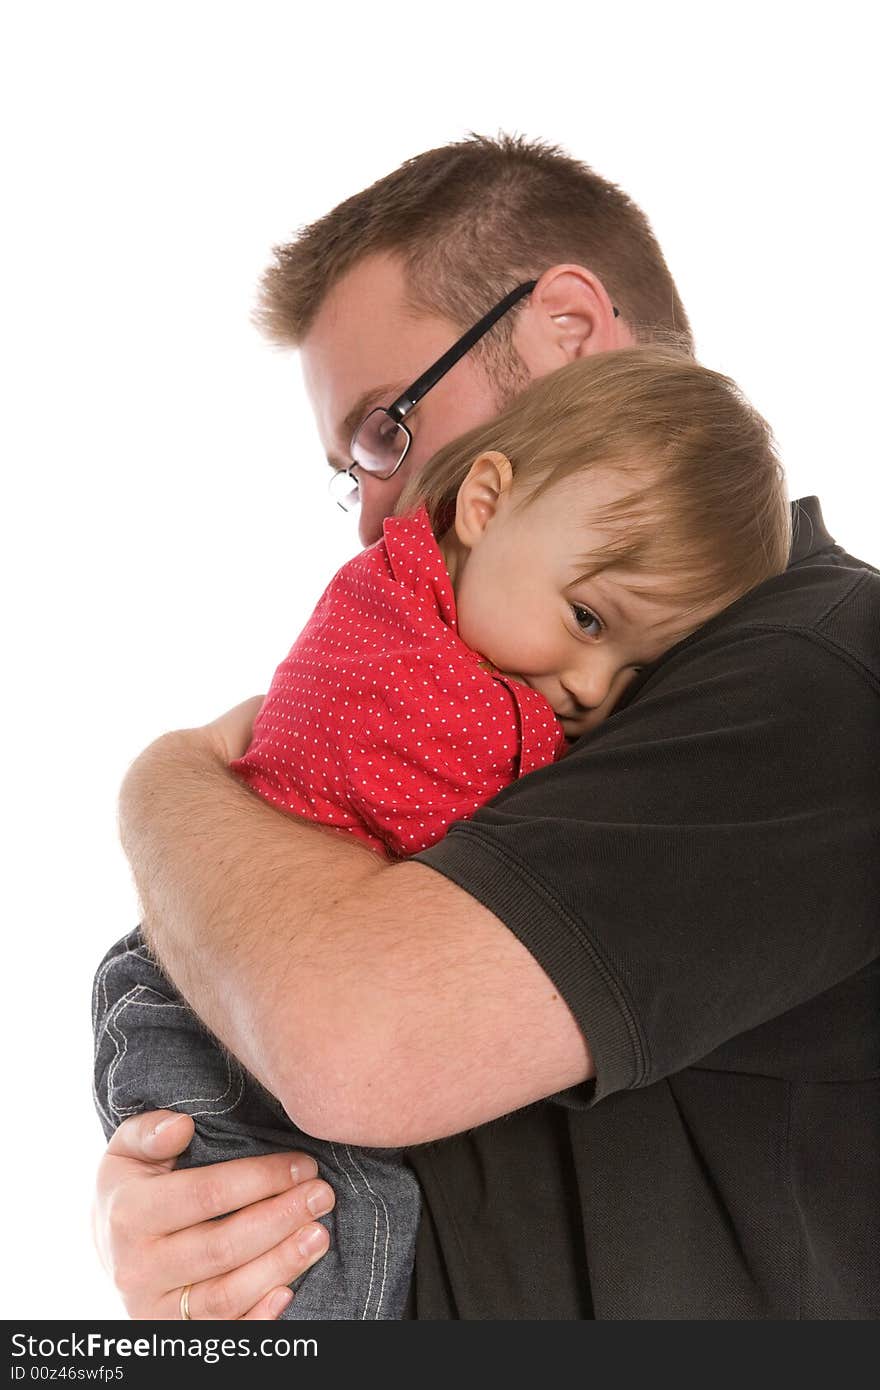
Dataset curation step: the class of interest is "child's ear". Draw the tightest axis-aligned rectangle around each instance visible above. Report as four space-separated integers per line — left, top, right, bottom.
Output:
454 451 514 548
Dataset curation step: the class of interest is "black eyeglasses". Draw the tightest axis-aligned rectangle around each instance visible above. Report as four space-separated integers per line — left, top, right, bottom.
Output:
329 280 538 512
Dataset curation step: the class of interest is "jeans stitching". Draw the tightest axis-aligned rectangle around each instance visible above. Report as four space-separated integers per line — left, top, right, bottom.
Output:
94 940 411 1319
343 1144 392 1320
101 987 245 1119
332 1142 381 1319
94 982 148 1126
93 935 152 1034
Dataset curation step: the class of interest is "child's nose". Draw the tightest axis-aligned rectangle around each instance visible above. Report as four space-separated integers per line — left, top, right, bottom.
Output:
562 663 617 712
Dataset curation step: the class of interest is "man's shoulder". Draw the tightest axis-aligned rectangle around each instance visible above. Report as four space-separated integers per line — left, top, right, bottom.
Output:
610 535 879 733
692 540 880 688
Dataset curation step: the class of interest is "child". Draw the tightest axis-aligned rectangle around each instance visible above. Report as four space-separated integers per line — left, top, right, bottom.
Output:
93 347 791 1320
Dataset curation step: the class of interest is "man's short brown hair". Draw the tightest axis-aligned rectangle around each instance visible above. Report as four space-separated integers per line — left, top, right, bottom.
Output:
258 133 694 364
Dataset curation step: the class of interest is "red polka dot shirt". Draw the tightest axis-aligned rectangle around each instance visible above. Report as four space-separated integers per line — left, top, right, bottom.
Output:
231 505 566 857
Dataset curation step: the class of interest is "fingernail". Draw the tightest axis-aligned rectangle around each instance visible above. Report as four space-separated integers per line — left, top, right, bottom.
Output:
290 1157 318 1184
152 1114 186 1136
297 1224 327 1257
270 1288 293 1317
306 1183 333 1216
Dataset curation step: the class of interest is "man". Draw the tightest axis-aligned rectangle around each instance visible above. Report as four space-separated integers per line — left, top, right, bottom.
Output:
95 134 879 1320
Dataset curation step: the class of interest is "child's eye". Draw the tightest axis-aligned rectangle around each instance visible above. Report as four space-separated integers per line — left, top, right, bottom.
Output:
571 603 603 637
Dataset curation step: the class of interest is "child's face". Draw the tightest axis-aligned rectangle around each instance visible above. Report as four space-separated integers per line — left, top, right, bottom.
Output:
444 455 712 739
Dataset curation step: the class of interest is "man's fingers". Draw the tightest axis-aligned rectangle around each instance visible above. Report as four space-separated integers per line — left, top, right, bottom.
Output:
240 1288 296 1321
105 1111 195 1166
95 1134 333 1318
138 1151 319 1237
175 1223 331 1321
204 695 266 764
153 1174 334 1290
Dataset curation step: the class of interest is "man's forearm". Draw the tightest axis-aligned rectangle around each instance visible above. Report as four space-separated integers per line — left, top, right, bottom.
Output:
119 729 387 1101
118 721 591 1146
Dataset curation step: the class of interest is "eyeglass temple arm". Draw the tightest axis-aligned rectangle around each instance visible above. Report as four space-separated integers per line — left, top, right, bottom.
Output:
387 280 538 422
387 282 620 422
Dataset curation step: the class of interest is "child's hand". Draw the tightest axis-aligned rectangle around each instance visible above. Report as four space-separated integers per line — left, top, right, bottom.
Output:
204 694 267 764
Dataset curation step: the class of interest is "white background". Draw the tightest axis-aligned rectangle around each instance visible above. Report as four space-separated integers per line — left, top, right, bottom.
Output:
1 1 876 1318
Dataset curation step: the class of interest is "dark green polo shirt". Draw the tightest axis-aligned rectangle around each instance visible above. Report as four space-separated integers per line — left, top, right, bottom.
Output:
407 497 879 1319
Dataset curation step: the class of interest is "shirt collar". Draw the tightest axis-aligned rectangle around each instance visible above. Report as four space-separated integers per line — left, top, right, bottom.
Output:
380 505 459 631
790 496 834 564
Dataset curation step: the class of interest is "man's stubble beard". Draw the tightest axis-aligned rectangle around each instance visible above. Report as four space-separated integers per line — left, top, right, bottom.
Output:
480 338 533 413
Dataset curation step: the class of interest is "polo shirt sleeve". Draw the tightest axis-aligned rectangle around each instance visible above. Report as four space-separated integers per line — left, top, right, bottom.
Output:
414 623 880 1102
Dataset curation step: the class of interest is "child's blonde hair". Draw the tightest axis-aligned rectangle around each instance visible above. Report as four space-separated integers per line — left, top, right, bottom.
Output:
397 348 791 620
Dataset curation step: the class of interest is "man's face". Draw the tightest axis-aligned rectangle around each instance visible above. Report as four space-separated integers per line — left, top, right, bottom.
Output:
300 253 518 546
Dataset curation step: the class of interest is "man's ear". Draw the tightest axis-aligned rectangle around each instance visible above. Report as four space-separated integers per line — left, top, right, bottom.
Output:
454 451 514 548
512 264 630 374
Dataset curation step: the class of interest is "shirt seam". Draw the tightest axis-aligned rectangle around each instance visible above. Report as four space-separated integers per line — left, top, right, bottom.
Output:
693 603 878 693
809 567 873 625
730 567 870 632
758 625 877 693
441 822 650 1088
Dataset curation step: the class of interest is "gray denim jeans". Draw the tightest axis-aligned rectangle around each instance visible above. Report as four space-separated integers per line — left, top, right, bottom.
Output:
92 928 420 1320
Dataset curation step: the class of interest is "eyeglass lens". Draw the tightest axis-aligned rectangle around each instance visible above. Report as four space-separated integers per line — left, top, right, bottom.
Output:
328 468 361 512
351 408 410 478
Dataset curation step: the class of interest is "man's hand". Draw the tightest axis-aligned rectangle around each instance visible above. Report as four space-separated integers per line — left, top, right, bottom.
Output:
94 1110 334 1320
203 695 266 764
